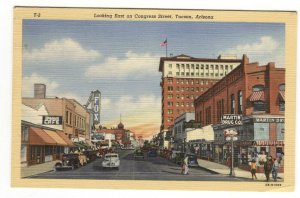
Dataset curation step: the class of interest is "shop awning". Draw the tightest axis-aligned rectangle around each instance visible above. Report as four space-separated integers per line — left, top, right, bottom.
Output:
57 132 74 147
44 129 68 146
279 91 285 101
73 142 86 148
249 91 265 101
29 127 56 146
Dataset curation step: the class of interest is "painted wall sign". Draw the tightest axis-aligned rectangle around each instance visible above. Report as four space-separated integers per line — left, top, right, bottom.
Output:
42 116 62 125
221 114 243 125
254 118 285 123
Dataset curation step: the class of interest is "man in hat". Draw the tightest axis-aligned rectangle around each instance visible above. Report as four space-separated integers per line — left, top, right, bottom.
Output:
264 156 273 181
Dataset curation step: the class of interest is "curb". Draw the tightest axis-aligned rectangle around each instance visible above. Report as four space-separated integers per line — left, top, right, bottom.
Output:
197 165 220 174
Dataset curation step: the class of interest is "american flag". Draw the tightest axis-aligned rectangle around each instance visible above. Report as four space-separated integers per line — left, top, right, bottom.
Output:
160 39 167 46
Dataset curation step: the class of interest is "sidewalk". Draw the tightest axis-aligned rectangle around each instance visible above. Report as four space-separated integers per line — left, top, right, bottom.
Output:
197 159 284 182
21 160 60 178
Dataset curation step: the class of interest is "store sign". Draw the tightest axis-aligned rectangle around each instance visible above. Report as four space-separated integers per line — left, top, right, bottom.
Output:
224 128 238 137
221 114 243 125
42 116 62 125
254 118 284 123
93 91 101 124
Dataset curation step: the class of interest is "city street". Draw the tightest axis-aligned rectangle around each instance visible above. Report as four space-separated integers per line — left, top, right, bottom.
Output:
29 149 251 181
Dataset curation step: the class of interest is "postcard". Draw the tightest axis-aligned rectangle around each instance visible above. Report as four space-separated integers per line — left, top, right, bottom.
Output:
12 7 296 191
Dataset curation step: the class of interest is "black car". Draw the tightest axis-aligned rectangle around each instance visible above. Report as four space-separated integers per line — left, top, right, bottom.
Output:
134 149 145 159
55 153 81 170
148 150 158 157
83 150 97 163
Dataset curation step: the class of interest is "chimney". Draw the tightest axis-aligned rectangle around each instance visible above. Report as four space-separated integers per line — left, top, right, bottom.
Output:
34 84 46 98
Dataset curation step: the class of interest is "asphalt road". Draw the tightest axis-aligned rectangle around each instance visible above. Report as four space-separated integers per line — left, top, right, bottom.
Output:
30 149 251 181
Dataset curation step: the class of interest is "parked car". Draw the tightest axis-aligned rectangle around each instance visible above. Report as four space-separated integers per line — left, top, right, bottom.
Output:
134 149 145 159
102 153 120 169
148 149 158 157
187 154 199 167
83 150 97 163
54 153 81 170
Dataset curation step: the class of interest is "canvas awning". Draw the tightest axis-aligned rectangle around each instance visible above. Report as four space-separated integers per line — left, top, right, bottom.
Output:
279 91 285 101
249 91 265 101
29 127 56 146
44 129 68 146
57 132 74 147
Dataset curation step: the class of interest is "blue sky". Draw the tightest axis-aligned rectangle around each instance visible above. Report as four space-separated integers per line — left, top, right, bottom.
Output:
22 20 285 138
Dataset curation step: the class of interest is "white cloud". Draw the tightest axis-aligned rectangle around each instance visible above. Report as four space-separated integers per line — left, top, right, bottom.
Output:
222 36 279 55
85 51 159 79
220 36 284 67
22 73 59 97
24 38 101 62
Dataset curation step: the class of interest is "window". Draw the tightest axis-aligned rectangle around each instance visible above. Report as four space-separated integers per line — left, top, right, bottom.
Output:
168 71 172 75
186 95 190 99
65 110 69 124
253 101 265 112
186 72 190 76
230 65 233 70
21 125 29 142
253 85 264 92
181 79 184 84
216 65 219 69
186 87 189 91
176 72 180 76
176 79 179 84
168 64 172 68
176 102 179 107
176 87 180 91
186 102 189 107
186 64 190 69
168 79 172 84
200 81 204 85
191 72 194 76
191 87 194 91
191 64 194 69
238 91 243 114
181 87 184 92
196 87 199 92
181 102 184 107
168 102 173 107
176 94 180 99
231 94 235 114
168 94 173 99
74 116 77 127
181 72 185 76
168 109 173 114
201 88 204 92
70 112 72 125
206 65 209 69
196 72 199 76
181 94 184 99
279 84 285 111
196 65 199 69
196 80 199 84
176 64 180 69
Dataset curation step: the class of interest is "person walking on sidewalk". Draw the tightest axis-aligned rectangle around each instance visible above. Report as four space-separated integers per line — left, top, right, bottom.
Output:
272 158 280 181
250 159 258 180
183 155 189 175
264 157 273 182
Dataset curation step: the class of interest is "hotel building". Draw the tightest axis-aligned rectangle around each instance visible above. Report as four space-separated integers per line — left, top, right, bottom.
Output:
159 54 242 133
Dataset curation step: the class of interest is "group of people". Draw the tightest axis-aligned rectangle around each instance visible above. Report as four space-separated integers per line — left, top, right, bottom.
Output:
250 156 281 181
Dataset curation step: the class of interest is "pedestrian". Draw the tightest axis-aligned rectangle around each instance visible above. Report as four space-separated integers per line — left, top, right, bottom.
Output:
250 159 258 180
264 157 273 182
183 155 189 175
272 158 280 181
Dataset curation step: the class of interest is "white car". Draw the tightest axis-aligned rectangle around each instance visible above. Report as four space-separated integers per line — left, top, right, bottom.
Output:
102 153 120 169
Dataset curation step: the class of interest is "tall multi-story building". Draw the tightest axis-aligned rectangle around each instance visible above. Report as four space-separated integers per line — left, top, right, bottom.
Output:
159 54 242 132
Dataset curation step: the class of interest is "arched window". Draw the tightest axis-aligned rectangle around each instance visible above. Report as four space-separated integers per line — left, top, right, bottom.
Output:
238 91 243 114
251 85 265 112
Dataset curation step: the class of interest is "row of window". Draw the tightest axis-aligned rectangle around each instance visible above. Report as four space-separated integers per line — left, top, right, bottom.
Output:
168 71 225 77
167 86 209 92
65 110 86 130
167 79 213 85
167 101 195 108
168 63 234 70
168 94 200 99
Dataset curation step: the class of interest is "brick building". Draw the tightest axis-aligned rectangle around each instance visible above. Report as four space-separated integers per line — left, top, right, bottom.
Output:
194 55 285 168
159 54 242 133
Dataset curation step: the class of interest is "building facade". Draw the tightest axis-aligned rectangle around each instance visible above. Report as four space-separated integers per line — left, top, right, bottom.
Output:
159 54 242 132
194 55 285 168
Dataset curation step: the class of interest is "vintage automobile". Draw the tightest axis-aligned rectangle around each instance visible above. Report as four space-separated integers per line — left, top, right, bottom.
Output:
134 149 145 159
147 149 158 157
83 150 97 163
54 153 81 170
102 153 120 169
187 154 199 167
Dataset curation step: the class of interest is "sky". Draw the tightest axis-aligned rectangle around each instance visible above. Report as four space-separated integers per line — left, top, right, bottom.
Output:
22 20 285 138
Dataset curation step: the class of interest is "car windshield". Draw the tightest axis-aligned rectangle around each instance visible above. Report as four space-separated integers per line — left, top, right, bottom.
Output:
105 155 118 159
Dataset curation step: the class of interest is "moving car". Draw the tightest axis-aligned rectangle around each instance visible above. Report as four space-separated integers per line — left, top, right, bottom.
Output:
102 153 120 169
134 149 145 159
54 153 81 170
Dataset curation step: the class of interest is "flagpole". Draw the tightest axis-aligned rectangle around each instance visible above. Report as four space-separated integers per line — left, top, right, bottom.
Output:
166 38 168 57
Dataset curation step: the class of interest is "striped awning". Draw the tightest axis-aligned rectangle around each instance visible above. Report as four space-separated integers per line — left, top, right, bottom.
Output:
279 91 285 101
249 91 265 101
254 140 284 146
